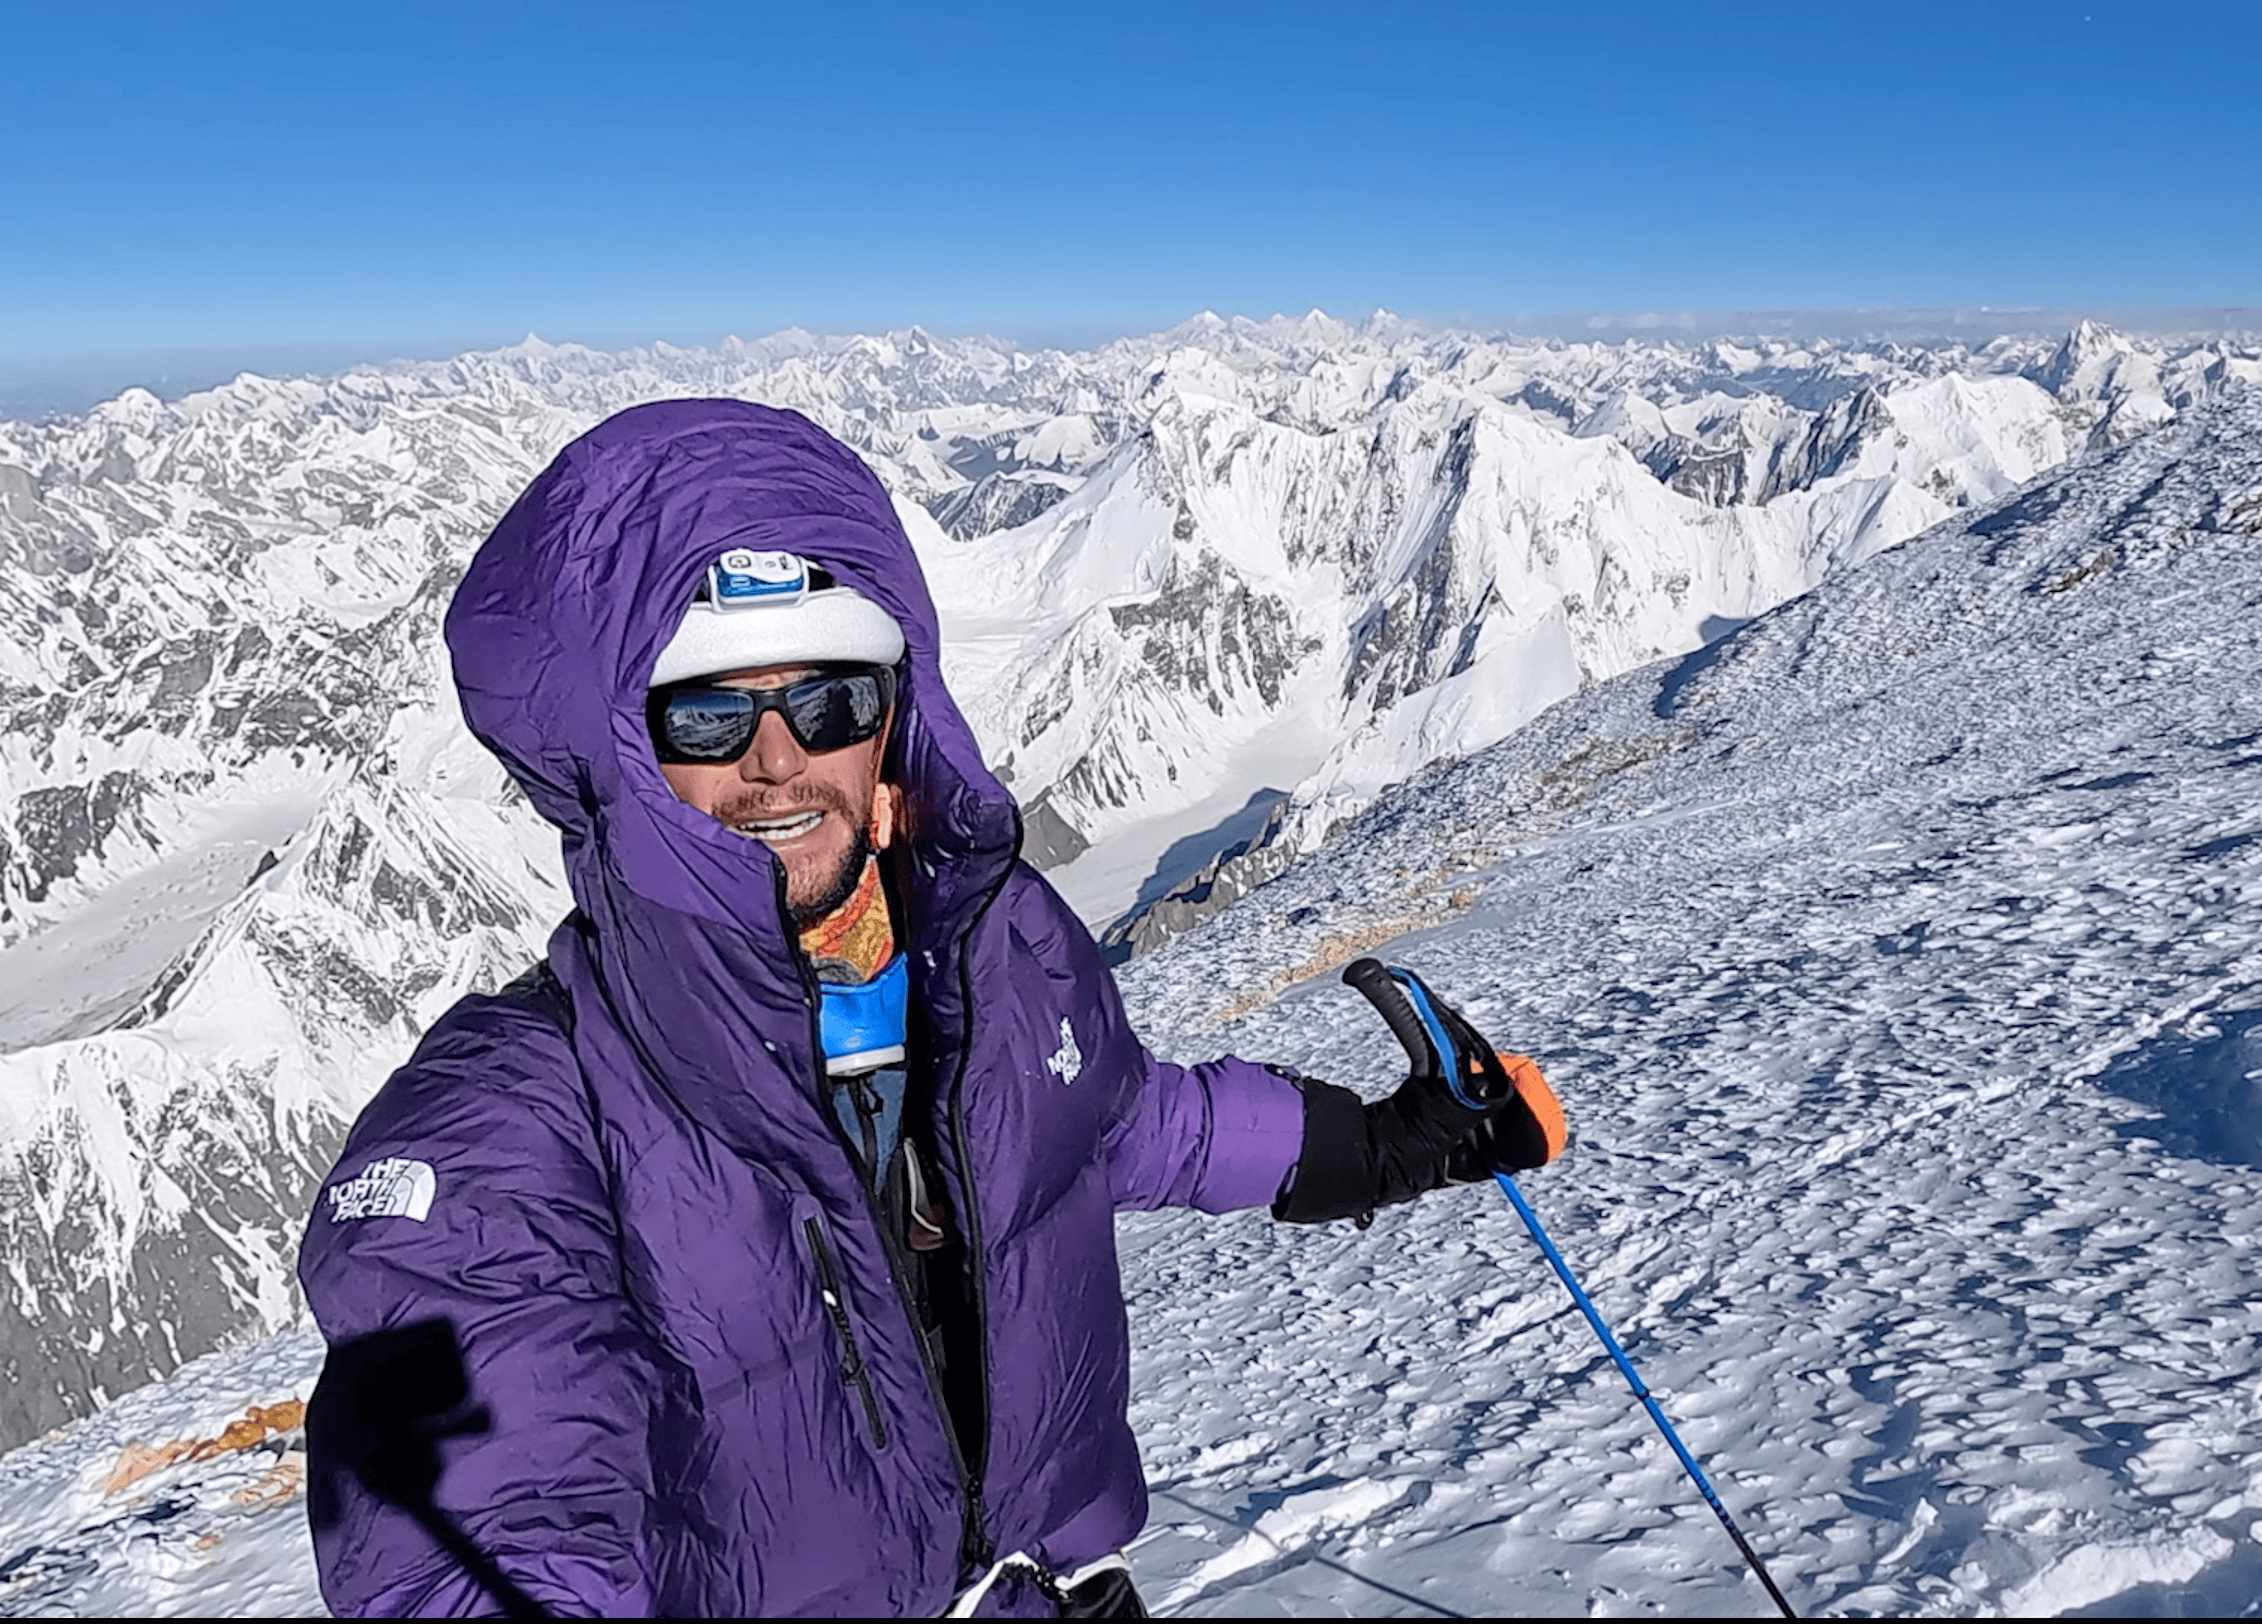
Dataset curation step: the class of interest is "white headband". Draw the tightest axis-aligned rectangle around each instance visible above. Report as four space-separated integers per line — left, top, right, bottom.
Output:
650 549 906 688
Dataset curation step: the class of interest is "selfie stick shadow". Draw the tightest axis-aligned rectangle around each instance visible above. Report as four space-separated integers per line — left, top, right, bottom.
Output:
308 1317 550 1621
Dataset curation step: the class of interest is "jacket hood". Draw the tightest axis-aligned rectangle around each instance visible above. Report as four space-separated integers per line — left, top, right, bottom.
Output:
449 399 1016 937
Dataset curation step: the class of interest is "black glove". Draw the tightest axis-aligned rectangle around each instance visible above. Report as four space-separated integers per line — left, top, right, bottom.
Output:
1270 1069 1490 1226
1271 960 1566 1227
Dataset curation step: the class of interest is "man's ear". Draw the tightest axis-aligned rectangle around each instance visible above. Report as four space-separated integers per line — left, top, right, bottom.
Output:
871 782 901 850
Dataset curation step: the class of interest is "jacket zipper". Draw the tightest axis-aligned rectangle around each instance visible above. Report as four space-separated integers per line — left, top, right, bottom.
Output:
836 1071 883 1179
782 860 1000 1577
933 807 1023 1573
803 1214 889 1449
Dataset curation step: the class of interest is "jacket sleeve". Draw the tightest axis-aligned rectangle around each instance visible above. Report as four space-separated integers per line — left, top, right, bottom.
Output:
1005 865 1305 1214
1102 1049 1307 1215
299 997 663 1617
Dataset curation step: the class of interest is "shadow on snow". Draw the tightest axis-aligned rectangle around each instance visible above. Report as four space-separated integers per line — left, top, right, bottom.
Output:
2092 1004 2262 1172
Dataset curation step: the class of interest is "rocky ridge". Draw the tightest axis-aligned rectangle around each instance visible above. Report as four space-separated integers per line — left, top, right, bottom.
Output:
0 312 2254 1442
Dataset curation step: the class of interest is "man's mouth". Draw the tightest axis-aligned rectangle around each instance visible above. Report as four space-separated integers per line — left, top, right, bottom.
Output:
730 810 825 844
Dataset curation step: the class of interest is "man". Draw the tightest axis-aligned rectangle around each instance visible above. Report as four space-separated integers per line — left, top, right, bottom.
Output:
300 399 1561 1617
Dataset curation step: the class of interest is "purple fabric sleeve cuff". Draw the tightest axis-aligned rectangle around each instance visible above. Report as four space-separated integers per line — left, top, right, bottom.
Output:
1188 1056 1307 1214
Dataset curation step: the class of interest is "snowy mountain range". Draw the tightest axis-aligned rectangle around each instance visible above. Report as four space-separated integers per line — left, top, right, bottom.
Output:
2 364 2257 1619
0 312 2256 1447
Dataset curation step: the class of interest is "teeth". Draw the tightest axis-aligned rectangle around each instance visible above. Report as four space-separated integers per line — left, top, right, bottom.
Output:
732 811 823 841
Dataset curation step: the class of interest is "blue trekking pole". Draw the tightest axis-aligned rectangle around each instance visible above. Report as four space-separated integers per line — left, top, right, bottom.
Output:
1342 959 1798 1620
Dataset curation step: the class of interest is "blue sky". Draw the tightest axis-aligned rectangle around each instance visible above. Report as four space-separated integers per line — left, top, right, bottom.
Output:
4 0 2256 373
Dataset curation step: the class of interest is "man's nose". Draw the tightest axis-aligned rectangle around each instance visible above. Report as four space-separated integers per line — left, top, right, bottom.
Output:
739 711 808 783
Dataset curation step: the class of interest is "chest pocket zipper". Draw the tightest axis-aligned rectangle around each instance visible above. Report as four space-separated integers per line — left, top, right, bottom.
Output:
803 1215 889 1449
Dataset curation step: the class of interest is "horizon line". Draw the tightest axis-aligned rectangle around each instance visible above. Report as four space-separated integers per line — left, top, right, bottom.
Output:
4 304 2259 424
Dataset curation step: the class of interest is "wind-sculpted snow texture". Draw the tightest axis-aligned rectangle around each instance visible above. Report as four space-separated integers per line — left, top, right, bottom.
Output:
0 1330 324 1617
1104 383 2262 1616
4 380 2258 1617
0 316 2254 1453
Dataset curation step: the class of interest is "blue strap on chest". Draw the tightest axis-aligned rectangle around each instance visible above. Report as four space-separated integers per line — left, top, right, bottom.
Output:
820 957 911 1192
818 954 909 1076
829 1066 907 1193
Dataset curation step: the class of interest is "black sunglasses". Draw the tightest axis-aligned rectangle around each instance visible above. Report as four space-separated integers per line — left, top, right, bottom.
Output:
648 667 896 764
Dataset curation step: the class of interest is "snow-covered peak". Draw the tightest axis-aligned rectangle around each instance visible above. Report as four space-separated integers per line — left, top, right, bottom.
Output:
10 382 2262 1621
1 315 2258 1452
1101 381 2262 1618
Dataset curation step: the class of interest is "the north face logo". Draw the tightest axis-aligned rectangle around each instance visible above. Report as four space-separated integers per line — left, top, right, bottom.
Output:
327 1157 437 1222
1045 1018 1084 1084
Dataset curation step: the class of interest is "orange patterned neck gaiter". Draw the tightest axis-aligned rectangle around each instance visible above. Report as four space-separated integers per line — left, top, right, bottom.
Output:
798 857 896 985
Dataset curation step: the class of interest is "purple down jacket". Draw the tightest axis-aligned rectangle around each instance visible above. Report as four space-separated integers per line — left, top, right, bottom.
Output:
297 400 1306 1616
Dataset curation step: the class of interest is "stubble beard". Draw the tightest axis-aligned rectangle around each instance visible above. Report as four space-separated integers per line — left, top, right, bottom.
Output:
715 782 871 928
789 821 873 929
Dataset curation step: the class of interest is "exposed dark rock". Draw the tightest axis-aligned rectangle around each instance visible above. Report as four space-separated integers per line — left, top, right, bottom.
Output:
1021 792 1089 871
926 473 1071 539
1101 796 1295 964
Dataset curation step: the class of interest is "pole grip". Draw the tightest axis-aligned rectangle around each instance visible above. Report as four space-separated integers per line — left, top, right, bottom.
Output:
1341 957 1441 1076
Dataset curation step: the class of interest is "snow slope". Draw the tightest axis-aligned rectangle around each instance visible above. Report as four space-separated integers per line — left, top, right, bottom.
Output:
1110 382 2262 1617
20 314 2253 1444
3 385 2258 1615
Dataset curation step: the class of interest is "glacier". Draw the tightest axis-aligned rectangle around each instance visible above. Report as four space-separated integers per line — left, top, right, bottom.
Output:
0 310 2256 1452
0 368 2256 1617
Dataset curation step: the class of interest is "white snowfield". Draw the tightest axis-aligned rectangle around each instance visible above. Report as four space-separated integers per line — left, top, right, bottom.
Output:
3 383 2260 1615
1112 382 2262 1618
17 311 2256 1447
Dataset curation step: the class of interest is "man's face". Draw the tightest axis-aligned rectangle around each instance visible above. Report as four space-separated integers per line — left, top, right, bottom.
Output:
657 664 889 926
